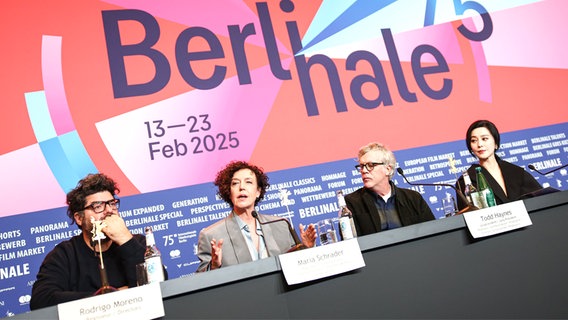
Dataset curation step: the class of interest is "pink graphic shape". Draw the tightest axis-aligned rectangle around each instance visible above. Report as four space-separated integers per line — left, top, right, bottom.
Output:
471 40 491 103
103 0 290 55
321 19 464 64
96 63 282 192
393 21 464 64
0 145 66 216
390 17 491 103
483 0 568 69
41 35 75 135
461 18 491 103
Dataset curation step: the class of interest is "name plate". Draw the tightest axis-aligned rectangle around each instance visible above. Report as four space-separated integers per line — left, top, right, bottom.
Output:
57 282 165 320
278 238 365 285
463 200 532 238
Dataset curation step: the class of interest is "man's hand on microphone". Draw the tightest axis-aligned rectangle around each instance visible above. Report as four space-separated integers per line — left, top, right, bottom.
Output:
299 224 316 248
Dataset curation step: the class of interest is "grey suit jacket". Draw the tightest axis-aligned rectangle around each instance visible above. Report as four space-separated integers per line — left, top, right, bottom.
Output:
196 212 296 272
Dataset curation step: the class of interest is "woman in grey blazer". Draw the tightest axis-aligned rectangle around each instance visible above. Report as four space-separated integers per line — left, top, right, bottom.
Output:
196 161 316 272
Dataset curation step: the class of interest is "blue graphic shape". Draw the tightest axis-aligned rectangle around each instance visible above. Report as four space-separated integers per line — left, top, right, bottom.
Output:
59 131 98 179
39 137 82 192
301 0 356 45
25 91 57 142
300 0 397 53
38 131 98 193
26 90 98 192
300 0 543 56
424 0 437 26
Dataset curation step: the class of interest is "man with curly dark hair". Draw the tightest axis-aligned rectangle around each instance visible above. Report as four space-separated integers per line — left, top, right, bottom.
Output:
30 173 147 310
196 161 316 272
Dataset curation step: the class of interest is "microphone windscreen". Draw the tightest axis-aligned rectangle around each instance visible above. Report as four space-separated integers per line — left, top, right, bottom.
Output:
251 211 258 218
528 164 536 170
396 167 404 175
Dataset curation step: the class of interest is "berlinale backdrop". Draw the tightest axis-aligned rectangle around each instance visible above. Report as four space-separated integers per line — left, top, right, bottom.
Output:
1 0 567 316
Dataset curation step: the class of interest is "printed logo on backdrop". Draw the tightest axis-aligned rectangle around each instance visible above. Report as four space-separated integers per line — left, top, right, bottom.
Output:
3 1 568 317
9 0 522 218
2 125 568 317
394 125 568 218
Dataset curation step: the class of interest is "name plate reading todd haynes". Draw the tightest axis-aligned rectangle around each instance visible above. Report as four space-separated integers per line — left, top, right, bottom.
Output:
463 200 532 238
278 238 365 285
57 282 164 320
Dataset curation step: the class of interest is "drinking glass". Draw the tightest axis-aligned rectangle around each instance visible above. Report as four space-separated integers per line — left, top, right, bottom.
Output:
317 218 337 246
442 195 457 217
136 262 148 286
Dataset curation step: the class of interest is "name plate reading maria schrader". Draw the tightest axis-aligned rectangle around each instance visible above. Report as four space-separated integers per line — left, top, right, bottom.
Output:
463 200 532 238
278 238 365 285
57 282 164 320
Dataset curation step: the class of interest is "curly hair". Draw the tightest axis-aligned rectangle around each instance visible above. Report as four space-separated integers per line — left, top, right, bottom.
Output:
66 173 120 227
214 161 269 207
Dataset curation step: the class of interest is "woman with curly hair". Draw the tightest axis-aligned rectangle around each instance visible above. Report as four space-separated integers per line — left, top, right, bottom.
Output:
196 161 316 272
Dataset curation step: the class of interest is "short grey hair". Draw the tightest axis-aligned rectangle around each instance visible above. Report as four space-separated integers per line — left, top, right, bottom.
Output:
357 142 396 179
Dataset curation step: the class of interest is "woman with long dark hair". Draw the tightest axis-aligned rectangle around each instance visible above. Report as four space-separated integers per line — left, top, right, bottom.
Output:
456 120 541 210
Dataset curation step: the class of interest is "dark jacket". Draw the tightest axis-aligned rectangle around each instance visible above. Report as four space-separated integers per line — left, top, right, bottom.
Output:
345 184 435 236
30 234 146 310
455 159 542 210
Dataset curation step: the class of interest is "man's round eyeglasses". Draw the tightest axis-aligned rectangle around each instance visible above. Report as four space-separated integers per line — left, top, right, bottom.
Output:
355 162 384 172
83 199 120 213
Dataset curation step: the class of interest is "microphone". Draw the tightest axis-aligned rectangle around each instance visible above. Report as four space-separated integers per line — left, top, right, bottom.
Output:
396 167 478 214
251 211 306 253
528 163 568 176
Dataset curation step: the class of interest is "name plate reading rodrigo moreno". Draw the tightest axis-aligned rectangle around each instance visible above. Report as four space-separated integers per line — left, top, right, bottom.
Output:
278 238 365 285
463 200 532 238
57 282 164 320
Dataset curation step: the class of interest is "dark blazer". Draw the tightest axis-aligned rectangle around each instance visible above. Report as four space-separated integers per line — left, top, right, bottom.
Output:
196 212 295 272
455 159 542 210
344 184 435 236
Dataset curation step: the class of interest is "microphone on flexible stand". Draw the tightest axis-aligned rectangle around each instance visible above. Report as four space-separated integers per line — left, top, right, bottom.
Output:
528 163 568 176
396 168 478 215
519 164 562 199
251 211 306 253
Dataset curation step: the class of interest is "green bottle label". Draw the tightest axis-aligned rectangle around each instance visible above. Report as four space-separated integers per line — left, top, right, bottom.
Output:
485 189 496 207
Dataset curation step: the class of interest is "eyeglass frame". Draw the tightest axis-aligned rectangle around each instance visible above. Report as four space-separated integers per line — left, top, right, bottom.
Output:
83 199 120 213
355 162 385 172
